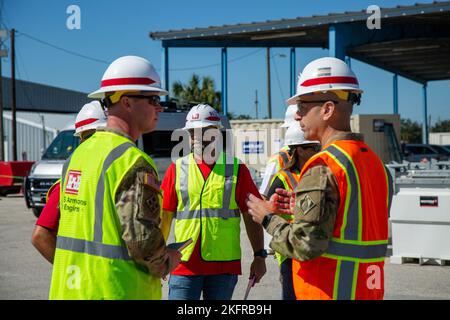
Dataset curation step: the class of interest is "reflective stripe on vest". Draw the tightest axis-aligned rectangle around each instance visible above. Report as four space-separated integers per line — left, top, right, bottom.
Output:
324 145 362 241
318 144 386 300
279 151 289 167
57 142 134 260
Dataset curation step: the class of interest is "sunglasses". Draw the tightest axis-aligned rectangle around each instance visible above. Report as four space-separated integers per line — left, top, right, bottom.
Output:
123 95 161 106
296 100 339 113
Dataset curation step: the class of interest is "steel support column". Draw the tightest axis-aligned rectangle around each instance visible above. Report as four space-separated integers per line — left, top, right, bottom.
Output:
345 56 351 68
393 74 399 114
422 83 428 144
221 47 228 115
161 46 169 101
290 47 296 97
328 25 346 60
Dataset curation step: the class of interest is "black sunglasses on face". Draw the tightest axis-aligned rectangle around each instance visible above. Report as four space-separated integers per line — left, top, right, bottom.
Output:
123 95 161 106
296 100 339 113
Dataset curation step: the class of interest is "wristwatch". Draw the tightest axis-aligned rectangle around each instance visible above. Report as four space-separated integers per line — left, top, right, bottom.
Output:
254 249 268 258
262 213 274 229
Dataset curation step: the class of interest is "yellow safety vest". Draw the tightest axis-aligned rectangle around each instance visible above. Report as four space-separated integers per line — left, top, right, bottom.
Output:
49 131 162 300
174 152 241 262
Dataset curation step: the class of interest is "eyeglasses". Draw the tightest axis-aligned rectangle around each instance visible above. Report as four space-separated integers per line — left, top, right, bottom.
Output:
296 100 339 113
123 95 161 106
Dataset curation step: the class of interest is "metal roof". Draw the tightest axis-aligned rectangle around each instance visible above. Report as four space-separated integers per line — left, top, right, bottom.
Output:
150 1 450 83
1 78 90 114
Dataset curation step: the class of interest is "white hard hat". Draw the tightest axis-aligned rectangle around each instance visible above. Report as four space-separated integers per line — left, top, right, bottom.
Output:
182 104 223 130
88 55 168 99
287 57 363 105
280 104 297 128
284 122 320 147
74 101 107 136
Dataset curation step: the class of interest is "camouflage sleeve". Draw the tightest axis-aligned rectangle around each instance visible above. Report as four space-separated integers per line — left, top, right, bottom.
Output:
266 165 339 261
115 157 169 276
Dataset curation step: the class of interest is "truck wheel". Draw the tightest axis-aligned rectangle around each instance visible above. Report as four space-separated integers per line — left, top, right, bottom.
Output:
32 207 43 218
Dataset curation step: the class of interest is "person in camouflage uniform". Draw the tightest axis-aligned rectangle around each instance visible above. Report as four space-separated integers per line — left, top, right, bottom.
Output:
49 56 181 300
247 57 390 300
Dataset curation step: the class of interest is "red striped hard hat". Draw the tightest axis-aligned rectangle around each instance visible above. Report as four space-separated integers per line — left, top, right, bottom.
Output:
182 104 223 130
88 56 168 99
74 101 107 136
287 57 363 105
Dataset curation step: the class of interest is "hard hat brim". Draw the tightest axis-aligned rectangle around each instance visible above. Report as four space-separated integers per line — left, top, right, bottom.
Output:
182 121 223 130
88 85 169 99
286 85 363 105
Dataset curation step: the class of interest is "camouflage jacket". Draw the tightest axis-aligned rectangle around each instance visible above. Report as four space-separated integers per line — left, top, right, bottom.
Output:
266 132 364 261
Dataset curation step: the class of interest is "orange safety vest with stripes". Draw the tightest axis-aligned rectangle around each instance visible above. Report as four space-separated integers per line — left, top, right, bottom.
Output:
267 146 291 172
292 139 393 300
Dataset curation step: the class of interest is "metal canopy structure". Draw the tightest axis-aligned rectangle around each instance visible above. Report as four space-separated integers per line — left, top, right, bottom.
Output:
150 1 450 143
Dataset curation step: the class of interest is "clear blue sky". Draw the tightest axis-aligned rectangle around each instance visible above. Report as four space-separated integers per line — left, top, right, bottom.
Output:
1 0 449 125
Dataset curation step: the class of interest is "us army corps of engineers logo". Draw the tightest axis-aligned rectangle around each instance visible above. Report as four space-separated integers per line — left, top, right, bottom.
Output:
66 170 82 195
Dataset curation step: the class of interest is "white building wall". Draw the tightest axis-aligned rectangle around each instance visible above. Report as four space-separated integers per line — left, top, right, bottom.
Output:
2 114 57 161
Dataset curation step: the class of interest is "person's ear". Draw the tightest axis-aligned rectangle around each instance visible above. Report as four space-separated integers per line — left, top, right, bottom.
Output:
322 101 336 121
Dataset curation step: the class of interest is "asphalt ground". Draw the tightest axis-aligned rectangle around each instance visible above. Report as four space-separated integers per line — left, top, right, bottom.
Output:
1 195 450 300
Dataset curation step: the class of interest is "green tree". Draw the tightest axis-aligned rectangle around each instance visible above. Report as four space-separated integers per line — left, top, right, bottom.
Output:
172 74 222 112
431 120 450 132
401 118 422 143
227 112 252 120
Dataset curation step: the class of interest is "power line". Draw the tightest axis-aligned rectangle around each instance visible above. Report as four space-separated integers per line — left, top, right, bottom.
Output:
18 31 111 65
271 53 285 106
170 48 263 71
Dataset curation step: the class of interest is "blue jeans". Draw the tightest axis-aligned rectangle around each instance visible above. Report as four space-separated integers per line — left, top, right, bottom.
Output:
169 274 238 300
280 259 296 300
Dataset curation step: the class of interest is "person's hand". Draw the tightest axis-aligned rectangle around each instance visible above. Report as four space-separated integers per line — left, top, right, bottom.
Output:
269 188 295 215
167 248 182 274
250 257 266 284
145 248 181 278
246 194 276 224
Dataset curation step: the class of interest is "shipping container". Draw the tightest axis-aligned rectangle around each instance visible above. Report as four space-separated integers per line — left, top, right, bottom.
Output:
429 132 450 145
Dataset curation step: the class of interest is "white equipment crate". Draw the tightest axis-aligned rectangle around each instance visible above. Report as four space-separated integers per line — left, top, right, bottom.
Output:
390 170 450 265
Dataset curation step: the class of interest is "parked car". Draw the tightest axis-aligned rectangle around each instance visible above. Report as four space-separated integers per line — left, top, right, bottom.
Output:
402 143 449 162
430 144 450 160
24 124 79 217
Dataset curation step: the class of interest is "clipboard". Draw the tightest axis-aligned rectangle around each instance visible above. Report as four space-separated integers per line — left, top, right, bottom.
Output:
243 276 256 300
167 238 193 252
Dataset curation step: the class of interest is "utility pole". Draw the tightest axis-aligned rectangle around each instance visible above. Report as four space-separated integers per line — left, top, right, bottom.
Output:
0 28 7 162
10 28 17 161
254 90 258 119
266 47 272 119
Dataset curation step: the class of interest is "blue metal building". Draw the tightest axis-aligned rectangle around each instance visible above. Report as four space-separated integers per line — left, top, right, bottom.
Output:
150 1 450 143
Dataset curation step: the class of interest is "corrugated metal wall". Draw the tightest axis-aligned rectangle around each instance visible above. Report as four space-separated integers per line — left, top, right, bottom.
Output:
2 114 57 161
429 133 450 145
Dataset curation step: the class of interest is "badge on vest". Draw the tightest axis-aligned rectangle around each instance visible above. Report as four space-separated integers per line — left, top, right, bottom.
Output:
66 170 82 195
144 172 161 194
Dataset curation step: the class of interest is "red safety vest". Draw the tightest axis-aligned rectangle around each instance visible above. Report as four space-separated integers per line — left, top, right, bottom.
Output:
292 139 393 300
